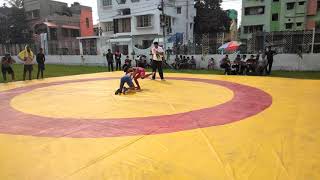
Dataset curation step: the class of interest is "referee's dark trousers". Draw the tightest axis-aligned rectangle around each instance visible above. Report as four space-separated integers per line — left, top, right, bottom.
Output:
152 60 164 80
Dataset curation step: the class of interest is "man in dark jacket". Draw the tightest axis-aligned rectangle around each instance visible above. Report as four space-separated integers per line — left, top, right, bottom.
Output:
106 49 114 72
36 48 46 79
265 46 276 75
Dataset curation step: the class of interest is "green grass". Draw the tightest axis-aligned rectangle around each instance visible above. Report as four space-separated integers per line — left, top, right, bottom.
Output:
1 64 320 83
0 64 107 83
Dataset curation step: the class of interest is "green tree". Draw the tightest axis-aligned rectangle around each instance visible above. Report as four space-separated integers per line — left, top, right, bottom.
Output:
194 0 230 34
5 0 24 8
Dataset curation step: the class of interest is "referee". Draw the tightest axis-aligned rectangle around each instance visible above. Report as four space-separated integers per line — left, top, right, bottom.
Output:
151 42 165 80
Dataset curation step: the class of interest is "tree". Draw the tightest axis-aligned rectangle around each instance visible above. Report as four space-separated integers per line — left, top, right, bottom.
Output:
194 0 230 34
7 6 32 43
5 0 24 8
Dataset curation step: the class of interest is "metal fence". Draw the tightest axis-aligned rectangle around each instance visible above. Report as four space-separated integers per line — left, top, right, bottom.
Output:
244 30 319 54
173 30 320 55
0 39 80 56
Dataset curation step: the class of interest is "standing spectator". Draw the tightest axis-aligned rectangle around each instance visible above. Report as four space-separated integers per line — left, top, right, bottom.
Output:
265 46 276 74
18 45 34 81
36 48 46 79
1 53 15 81
106 49 114 72
114 49 122 71
239 55 247 75
151 42 165 80
220 55 231 75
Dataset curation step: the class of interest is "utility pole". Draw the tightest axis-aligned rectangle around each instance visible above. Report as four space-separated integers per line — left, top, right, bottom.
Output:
161 0 166 51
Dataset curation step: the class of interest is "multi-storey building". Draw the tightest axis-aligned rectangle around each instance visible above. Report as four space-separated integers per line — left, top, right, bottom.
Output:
241 0 320 40
96 0 196 55
24 0 94 54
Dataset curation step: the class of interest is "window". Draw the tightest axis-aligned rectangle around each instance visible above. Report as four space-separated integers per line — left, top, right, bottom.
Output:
62 28 69 37
86 18 90 28
177 7 182 14
287 2 295 10
244 6 265 15
33 10 40 18
318 1 320 10
272 13 279 21
298 1 305 5
49 28 57 40
105 22 113 32
118 0 126 4
114 18 131 33
285 23 293 29
122 8 131 15
243 25 263 34
273 0 279 2
102 0 112 6
71 29 80 37
137 15 152 27
131 0 139 2
296 22 302 26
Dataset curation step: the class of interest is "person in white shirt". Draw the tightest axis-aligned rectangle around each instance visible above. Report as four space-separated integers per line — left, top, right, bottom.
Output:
151 42 165 80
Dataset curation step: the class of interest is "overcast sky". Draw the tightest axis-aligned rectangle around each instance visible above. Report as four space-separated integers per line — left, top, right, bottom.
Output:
0 0 242 25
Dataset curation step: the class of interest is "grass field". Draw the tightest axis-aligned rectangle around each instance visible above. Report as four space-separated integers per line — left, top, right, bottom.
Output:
1 64 320 83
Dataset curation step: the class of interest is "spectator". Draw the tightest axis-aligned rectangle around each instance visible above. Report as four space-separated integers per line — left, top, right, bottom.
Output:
172 55 180 69
256 52 268 76
220 55 231 75
208 58 215 70
239 55 247 75
124 56 132 67
265 46 276 74
18 45 34 81
246 55 257 74
36 48 46 79
151 42 165 80
114 49 122 71
106 49 114 72
1 53 15 81
189 56 196 69
232 54 242 74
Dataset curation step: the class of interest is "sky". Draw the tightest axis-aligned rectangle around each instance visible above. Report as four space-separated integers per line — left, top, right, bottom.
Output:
0 0 242 25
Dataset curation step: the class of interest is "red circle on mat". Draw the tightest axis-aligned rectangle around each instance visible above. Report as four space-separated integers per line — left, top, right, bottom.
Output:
0 77 272 138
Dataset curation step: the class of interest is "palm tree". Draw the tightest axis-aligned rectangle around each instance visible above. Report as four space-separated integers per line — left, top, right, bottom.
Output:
5 0 24 8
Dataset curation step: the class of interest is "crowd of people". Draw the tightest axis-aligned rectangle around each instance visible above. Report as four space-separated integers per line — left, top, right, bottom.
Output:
219 46 276 75
1 43 276 83
1 46 46 82
172 55 197 69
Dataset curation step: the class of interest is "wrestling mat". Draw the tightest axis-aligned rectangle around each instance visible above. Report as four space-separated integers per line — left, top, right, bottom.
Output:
0 72 319 180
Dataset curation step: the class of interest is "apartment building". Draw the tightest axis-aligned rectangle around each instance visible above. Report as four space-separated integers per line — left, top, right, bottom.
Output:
241 0 320 39
24 0 94 54
97 0 196 55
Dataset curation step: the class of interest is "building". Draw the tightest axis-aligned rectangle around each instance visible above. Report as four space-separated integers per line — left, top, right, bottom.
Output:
96 0 196 56
240 0 320 40
24 0 94 54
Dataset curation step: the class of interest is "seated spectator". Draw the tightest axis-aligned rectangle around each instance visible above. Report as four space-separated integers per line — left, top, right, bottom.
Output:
232 54 242 74
189 56 196 69
179 56 189 69
172 55 180 69
208 58 215 70
124 56 132 67
246 55 257 74
220 55 231 75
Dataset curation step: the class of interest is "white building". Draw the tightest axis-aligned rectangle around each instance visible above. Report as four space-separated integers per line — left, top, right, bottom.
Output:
96 0 196 56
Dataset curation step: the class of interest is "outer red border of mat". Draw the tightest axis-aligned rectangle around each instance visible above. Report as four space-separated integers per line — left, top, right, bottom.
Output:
0 77 272 138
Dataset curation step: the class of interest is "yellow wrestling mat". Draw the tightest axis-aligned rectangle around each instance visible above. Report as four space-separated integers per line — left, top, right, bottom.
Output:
0 72 319 180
